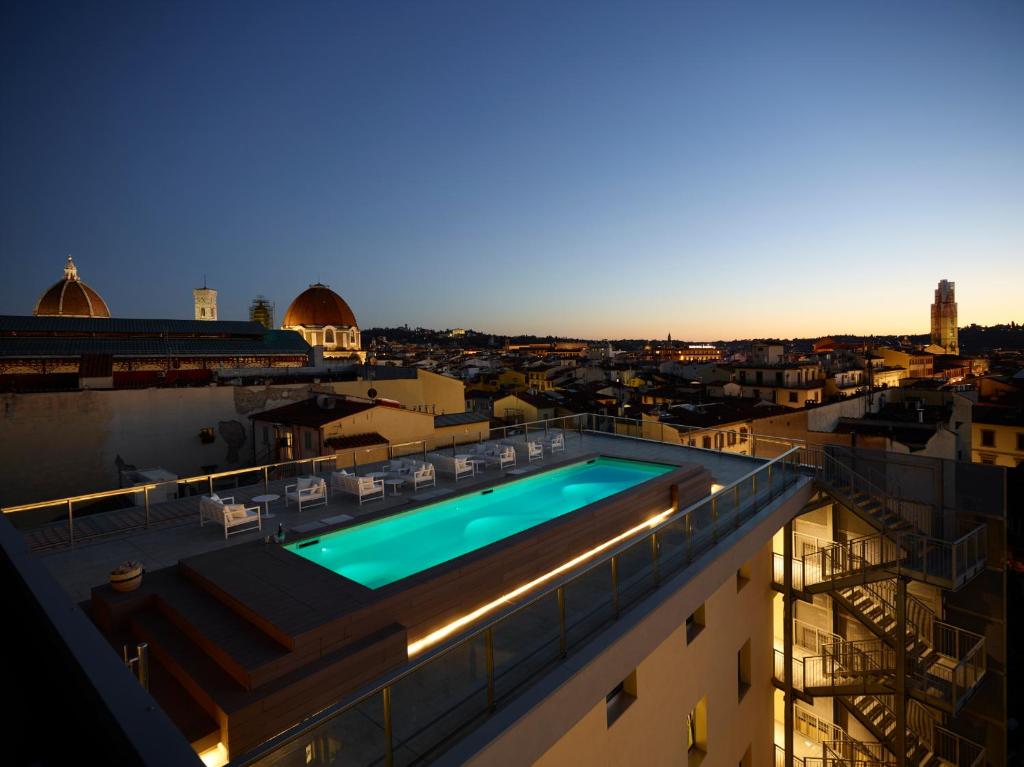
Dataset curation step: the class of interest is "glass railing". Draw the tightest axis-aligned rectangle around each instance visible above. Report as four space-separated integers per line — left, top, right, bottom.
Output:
4 411 808 550
231 447 805 766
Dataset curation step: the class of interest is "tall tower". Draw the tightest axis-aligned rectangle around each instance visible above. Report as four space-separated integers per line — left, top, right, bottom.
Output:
194 280 218 321
930 279 958 355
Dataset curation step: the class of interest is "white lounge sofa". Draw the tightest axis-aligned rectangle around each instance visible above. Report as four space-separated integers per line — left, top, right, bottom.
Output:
527 440 544 463
199 494 261 539
428 453 476 481
285 476 327 512
339 473 385 505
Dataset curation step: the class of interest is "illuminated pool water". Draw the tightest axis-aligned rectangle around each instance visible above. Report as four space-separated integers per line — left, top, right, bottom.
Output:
286 456 674 588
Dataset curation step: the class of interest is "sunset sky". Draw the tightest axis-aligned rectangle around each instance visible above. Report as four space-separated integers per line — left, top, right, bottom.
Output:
1 1 1021 339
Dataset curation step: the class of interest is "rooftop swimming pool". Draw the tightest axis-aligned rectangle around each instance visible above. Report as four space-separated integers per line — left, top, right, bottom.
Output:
286 456 674 589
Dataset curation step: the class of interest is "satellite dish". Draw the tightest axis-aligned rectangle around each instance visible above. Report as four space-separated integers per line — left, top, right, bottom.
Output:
367 387 378 399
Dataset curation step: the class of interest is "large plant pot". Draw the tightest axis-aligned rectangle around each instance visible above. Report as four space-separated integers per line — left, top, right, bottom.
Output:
109 563 143 592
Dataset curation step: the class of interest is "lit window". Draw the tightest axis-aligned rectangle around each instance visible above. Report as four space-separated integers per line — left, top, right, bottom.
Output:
687 697 707 767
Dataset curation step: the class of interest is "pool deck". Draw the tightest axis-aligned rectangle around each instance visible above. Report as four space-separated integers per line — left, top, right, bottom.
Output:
33 432 762 605
85 444 714 757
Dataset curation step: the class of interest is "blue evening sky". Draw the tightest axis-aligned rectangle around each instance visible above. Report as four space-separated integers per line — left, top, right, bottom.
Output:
1 1 1021 339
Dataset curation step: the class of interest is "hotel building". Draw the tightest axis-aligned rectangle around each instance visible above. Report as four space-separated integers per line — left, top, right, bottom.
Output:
1 413 1006 766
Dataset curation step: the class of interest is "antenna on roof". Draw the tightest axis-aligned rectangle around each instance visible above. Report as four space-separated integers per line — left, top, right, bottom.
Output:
203 274 207 289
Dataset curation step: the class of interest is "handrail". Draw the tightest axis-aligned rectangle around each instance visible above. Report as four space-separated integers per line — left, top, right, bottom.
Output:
231 447 805 765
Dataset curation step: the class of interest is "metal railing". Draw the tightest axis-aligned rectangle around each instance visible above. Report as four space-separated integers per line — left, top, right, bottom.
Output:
795 704 845 744
800 525 987 593
803 639 894 693
794 619 840 655
818 452 936 534
774 648 806 692
231 448 805 766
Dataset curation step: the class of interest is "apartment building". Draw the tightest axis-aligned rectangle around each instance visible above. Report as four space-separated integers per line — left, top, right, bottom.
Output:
1 414 1006 767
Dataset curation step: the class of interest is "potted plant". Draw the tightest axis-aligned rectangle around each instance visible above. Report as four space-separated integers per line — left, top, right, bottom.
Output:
109 561 144 592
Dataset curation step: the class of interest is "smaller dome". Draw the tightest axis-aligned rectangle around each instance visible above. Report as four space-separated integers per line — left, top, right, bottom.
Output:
283 283 357 328
34 256 111 318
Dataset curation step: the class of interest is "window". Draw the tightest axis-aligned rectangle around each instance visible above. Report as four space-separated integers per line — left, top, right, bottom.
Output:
686 603 706 643
737 561 751 591
687 697 708 767
737 638 751 701
262 426 270 445
728 431 737 447
702 436 711 450
788 391 798 403
1017 433 1024 452
739 427 748 444
200 307 206 317
303 431 312 451
324 328 335 345
981 429 995 448
775 371 783 384
980 454 996 465
606 670 637 727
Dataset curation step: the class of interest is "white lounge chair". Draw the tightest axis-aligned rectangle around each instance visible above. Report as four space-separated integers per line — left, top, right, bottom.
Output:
199 494 261 539
285 476 327 511
541 431 565 454
411 461 436 491
527 440 544 463
340 474 385 505
484 443 516 470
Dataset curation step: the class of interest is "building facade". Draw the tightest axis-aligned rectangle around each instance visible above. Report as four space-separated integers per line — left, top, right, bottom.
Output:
930 280 959 356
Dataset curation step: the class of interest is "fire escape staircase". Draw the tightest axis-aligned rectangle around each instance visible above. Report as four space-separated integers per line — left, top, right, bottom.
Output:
773 455 988 767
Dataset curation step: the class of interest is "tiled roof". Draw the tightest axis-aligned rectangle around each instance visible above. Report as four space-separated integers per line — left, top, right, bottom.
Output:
323 432 388 449
0 335 309 358
250 398 378 427
0 315 271 336
434 412 490 427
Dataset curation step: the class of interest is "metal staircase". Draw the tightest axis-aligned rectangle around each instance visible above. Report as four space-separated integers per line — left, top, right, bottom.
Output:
776 451 989 767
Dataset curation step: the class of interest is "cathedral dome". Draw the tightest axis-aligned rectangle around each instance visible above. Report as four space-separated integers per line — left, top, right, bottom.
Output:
283 283 357 328
34 257 111 318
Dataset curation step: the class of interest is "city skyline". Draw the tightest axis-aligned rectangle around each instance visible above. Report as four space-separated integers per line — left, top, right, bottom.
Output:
2 1 1022 338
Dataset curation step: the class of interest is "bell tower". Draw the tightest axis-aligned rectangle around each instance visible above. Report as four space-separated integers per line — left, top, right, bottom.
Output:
193 277 217 321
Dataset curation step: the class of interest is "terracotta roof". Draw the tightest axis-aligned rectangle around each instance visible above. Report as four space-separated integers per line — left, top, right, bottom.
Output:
34 258 111 318
324 432 388 449
283 283 357 328
250 397 378 427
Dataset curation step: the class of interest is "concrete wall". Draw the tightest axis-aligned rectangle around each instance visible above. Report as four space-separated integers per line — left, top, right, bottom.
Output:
320 369 466 415
453 482 816 767
0 385 311 506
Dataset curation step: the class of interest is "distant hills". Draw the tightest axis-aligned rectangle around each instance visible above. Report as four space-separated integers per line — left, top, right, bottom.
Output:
363 323 1024 355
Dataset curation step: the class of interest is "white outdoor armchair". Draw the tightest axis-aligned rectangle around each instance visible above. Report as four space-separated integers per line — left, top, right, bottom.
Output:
199 494 261 539
411 461 436 491
527 440 544 463
541 431 565 454
285 476 327 512
484 443 516 470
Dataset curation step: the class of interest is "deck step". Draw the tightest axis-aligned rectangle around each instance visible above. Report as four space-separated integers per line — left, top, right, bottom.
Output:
146 569 292 690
